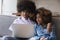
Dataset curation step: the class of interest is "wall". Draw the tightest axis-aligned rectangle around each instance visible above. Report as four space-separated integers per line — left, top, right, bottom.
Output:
1 0 60 15
32 0 60 12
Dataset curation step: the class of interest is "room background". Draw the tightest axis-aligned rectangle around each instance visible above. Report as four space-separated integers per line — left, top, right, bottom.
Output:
0 0 60 16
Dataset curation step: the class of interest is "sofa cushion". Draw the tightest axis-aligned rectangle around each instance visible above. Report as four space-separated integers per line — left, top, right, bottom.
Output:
52 17 60 40
0 15 17 36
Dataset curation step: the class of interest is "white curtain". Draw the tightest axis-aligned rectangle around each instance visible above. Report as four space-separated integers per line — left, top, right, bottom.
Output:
0 0 2 15
0 0 17 15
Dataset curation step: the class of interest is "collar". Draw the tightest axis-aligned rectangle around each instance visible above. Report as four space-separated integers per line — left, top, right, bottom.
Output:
19 16 30 21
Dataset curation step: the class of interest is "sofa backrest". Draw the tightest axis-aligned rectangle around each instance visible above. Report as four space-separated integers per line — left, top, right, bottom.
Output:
52 17 60 40
0 15 17 36
0 15 60 40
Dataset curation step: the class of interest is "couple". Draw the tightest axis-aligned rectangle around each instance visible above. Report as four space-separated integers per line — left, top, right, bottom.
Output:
4 1 56 40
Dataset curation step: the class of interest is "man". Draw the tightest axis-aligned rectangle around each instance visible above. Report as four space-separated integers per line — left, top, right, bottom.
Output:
3 0 36 40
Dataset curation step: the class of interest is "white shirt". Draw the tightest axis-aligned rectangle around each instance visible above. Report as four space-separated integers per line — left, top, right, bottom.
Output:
9 16 34 31
13 16 34 24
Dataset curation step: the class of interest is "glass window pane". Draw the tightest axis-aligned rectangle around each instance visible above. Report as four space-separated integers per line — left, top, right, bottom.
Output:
2 0 17 16
0 0 2 15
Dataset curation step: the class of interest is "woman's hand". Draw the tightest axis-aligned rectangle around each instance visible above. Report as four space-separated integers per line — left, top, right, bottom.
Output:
47 23 52 33
40 37 46 40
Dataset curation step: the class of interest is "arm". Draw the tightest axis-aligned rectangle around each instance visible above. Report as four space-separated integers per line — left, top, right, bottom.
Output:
45 33 56 40
45 25 56 40
34 24 37 36
9 19 17 31
47 22 52 34
34 24 45 40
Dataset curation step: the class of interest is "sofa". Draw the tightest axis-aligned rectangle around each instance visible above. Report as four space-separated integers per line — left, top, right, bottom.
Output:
0 15 60 40
0 15 17 36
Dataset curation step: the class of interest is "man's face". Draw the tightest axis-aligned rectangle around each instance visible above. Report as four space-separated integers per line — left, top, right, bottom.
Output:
20 10 29 18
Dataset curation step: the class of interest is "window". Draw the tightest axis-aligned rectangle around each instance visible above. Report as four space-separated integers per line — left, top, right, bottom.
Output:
0 0 17 16
0 0 2 15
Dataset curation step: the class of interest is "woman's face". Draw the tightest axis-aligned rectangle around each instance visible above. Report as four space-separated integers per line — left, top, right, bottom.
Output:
36 14 43 24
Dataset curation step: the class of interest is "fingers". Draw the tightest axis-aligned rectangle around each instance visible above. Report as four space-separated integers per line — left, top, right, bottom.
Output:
40 37 46 40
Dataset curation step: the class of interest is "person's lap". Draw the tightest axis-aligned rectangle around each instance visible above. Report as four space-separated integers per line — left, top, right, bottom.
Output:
2 36 29 40
29 36 40 40
2 36 18 40
2 35 56 40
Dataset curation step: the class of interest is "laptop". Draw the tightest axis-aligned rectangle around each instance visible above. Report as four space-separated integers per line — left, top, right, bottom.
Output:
11 24 34 38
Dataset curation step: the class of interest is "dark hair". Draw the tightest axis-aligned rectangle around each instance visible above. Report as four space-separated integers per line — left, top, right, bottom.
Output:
36 7 52 24
17 1 36 13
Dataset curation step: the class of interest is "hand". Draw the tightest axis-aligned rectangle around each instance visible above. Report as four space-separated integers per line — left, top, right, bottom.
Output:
40 37 46 40
47 23 52 33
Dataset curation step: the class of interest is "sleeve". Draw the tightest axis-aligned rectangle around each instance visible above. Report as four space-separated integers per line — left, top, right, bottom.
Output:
45 25 56 40
34 24 37 36
32 24 40 40
34 24 46 38
9 19 18 31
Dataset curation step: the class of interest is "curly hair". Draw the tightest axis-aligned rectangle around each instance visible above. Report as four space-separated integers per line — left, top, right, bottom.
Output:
36 7 52 24
17 1 36 13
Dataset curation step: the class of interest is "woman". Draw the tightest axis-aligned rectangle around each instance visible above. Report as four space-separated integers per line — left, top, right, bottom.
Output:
29 7 56 40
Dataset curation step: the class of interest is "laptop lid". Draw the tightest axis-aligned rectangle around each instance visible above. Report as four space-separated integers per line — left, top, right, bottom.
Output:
11 24 34 38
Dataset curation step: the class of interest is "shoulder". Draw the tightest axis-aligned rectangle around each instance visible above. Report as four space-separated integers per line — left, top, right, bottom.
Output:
34 23 37 26
13 17 21 24
34 23 38 28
